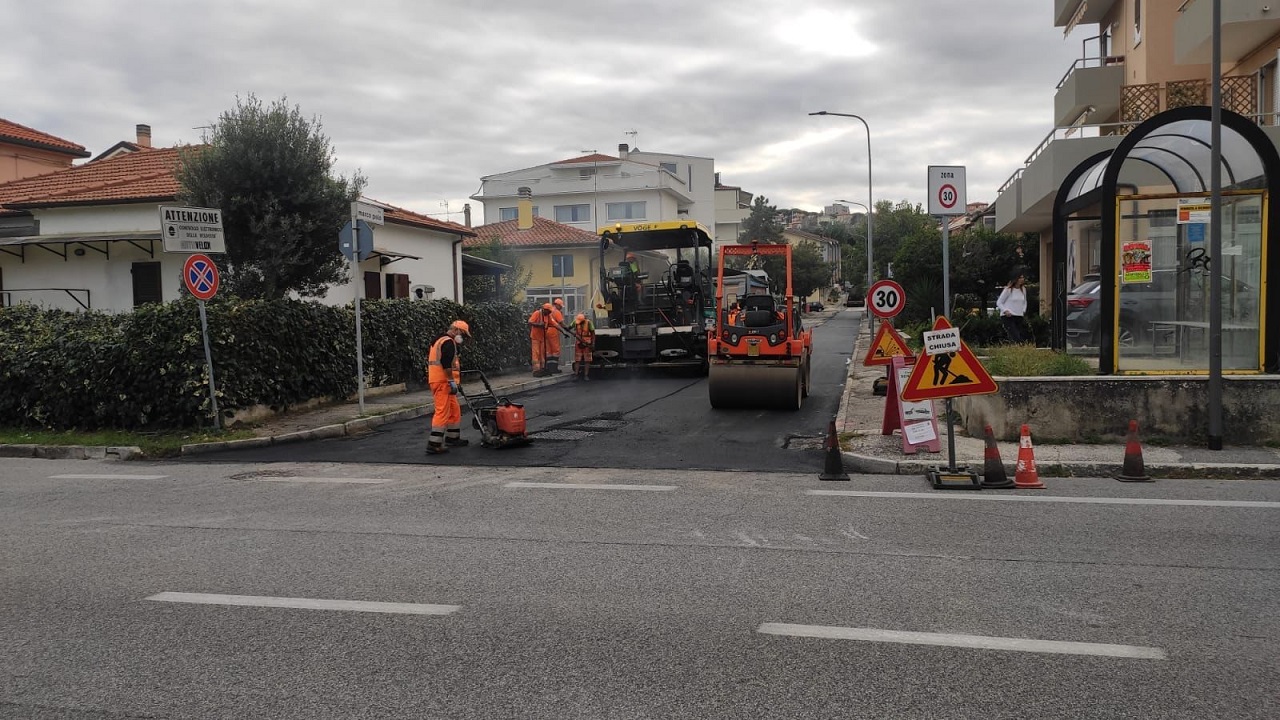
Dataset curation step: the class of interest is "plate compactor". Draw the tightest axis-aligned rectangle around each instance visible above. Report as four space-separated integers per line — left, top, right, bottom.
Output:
459 370 532 449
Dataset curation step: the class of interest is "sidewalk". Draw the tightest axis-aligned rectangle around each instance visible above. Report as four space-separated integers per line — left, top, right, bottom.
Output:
836 309 1280 479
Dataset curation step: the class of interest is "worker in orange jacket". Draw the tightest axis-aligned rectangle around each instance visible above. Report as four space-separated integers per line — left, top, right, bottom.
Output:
571 313 595 381
528 303 553 376
547 298 566 373
425 319 471 455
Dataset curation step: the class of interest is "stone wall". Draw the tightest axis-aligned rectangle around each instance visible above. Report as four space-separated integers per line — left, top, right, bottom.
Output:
954 376 1280 444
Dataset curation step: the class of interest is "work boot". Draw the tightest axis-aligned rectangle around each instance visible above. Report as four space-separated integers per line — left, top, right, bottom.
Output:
425 445 448 455
445 437 470 447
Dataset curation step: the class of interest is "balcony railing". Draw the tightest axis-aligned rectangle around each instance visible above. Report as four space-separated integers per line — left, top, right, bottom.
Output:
1120 76 1257 130
1057 55 1125 90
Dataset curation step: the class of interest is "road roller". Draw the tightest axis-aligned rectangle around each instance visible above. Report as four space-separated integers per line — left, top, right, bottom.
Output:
593 221 715 372
707 241 813 410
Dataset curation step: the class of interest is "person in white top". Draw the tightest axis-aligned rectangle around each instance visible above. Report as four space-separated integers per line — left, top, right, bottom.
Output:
996 274 1032 344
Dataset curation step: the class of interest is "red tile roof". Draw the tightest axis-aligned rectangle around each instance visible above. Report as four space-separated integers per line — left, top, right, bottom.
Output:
375 199 476 236
0 118 89 157
552 153 619 165
0 146 181 208
466 217 599 248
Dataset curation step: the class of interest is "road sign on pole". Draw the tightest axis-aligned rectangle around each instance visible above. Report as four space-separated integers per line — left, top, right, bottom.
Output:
927 166 967 216
182 253 220 301
353 200 385 226
160 206 226 254
339 220 374 261
867 279 906 319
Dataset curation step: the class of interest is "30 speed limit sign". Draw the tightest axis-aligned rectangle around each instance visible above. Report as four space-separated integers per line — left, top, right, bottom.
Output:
867 279 906 319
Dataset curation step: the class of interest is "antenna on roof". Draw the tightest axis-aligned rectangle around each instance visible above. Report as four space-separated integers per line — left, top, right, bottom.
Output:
624 129 638 149
193 125 213 142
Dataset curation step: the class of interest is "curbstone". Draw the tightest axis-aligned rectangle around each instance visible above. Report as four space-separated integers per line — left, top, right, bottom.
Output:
0 444 38 458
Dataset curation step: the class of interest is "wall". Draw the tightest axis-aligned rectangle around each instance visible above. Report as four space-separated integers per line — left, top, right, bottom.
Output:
955 375 1280 444
0 144 79 185
0 240 182 312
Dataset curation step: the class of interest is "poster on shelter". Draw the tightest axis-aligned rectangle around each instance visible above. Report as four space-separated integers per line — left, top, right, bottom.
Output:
1121 240 1152 284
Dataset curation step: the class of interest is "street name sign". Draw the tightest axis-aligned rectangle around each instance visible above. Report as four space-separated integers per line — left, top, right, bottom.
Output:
160 206 225 253
353 200 385 226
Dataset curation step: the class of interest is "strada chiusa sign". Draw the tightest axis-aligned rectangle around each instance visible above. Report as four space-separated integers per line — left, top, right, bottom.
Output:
159 206 226 254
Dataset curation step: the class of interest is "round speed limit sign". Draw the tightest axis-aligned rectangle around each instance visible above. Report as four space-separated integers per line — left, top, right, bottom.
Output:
867 279 906 319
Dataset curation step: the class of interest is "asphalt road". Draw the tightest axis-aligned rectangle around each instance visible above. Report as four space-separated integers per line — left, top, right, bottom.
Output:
2 458 1278 719
205 311 862 471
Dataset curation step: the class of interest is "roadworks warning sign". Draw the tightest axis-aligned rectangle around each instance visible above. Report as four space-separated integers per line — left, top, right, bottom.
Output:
863 321 914 366
900 316 998 401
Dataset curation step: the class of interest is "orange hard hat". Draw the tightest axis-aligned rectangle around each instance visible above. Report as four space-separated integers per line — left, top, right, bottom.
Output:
542 303 553 311
575 313 586 323
553 297 564 307
450 320 471 336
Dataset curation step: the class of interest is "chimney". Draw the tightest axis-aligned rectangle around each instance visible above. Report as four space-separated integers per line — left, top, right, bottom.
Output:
463 203 472 228
136 124 152 148
617 143 629 160
517 186 534 230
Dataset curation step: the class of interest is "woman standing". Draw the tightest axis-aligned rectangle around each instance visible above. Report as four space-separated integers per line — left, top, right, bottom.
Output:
996 274 1032 344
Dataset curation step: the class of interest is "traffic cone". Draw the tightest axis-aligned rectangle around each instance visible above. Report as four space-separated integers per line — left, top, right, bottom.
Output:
819 418 850 481
980 424 1014 489
1013 424 1045 489
1116 419 1153 483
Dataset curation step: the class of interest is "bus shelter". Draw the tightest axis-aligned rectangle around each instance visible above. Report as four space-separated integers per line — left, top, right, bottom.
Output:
1050 106 1278 375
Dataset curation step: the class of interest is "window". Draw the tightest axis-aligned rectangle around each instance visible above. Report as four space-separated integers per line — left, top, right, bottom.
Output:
1133 0 1142 46
384 272 409 299
606 201 646 221
131 262 162 306
555 204 591 223
499 206 539 221
551 254 574 278
579 168 596 179
659 162 678 175
525 286 585 315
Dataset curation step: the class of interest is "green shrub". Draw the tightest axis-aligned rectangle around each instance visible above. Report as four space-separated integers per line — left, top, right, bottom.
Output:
981 345 1093 377
0 297 530 430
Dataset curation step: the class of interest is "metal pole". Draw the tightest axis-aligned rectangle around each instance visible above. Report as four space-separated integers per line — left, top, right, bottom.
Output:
941 220 955 470
1208 0 1223 450
197 299 220 430
810 111 873 336
351 203 366 415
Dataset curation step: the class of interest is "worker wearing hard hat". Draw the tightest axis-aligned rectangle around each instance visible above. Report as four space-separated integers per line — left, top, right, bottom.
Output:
528 303 553 376
571 313 596 381
425 319 471 455
546 298 567 373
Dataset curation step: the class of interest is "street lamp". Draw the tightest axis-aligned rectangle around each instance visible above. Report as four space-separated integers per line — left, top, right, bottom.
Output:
810 111 874 296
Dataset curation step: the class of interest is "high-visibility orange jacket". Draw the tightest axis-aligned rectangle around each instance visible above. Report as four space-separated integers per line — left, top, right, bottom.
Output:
426 334 460 385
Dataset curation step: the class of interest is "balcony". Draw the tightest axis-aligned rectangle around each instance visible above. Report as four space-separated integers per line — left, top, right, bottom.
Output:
1054 0 1118 29
1120 76 1257 126
1054 57 1124 126
1176 0 1280 64
993 129 1123 233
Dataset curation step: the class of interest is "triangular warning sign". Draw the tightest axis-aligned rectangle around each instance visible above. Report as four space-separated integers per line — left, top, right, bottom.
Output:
901 316 998 401
863 320 915 366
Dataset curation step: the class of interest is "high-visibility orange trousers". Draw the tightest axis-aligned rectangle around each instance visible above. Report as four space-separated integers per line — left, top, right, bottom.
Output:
530 331 547 372
430 381 460 430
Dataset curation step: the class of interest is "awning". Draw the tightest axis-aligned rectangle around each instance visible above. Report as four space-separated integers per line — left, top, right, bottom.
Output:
461 253 512 276
0 232 162 260
370 245 421 265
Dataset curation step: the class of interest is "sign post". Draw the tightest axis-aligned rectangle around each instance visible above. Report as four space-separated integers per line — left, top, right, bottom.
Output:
348 201 383 415
927 166 967 484
183 253 222 429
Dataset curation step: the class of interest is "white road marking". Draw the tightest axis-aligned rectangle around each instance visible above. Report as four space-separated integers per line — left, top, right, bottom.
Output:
145 592 459 615
254 476 393 484
807 490 1280 509
49 474 168 480
504 482 676 491
841 527 870 541
757 623 1166 660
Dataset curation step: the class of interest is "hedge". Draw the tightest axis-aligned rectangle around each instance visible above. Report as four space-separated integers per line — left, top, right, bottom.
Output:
0 297 529 431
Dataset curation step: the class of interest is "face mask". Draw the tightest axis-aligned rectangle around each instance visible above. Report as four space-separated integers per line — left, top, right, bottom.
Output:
455 335 465 345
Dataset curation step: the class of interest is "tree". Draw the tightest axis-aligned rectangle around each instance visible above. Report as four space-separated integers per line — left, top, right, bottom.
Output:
738 195 784 244
177 94 365 299
462 235 532 303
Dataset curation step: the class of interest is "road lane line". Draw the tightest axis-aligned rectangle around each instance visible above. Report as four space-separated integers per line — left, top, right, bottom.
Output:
253 476 394 484
145 592 459 615
49 474 169 480
757 623 1166 659
807 490 1280 509
504 482 677 491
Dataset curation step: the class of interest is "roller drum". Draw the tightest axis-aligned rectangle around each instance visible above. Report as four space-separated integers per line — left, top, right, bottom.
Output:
708 362 803 410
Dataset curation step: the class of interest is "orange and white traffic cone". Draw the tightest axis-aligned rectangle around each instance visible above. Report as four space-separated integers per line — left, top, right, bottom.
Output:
1116 419 1153 483
1013 424 1045 489
980 424 1014 489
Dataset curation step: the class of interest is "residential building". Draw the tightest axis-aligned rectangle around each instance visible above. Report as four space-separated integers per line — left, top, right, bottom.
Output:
946 202 996 234
781 228 842 300
0 118 89 186
994 0 1280 300
465 188 667 320
0 127 475 311
472 144 753 255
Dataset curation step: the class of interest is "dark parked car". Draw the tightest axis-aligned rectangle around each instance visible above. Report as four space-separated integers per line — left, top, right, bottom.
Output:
1065 269 1255 348
805 301 825 312
845 295 863 307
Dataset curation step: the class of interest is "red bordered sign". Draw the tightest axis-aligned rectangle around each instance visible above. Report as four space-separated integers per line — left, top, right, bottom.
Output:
867 279 905 319
183 253 220 301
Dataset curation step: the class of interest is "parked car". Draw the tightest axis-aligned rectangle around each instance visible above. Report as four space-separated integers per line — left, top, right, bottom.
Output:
805 301 825 312
845 295 863 308
1065 269 1255 348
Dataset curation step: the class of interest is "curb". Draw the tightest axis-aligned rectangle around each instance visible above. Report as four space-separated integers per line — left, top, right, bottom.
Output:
0 444 143 461
841 451 1280 479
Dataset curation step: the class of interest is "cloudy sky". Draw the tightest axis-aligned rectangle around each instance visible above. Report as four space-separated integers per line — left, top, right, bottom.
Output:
5 1 1087 224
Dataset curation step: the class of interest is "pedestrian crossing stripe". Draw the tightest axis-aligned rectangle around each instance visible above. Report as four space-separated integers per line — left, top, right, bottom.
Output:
900 316 998 401
863 320 915 367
